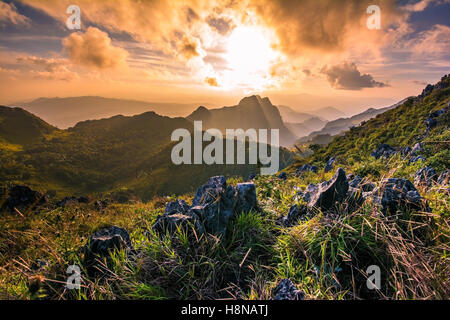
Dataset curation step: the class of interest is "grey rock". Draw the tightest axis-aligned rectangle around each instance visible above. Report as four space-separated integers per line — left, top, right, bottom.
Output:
414 166 437 187
2 185 47 212
278 172 287 180
409 155 426 163
84 226 133 274
192 176 227 207
273 279 304 300
296 164 318 176
190 183 236 236
411 143 423 155
372 178 424 214
164 199 190 215
152 212 204 236
324 157 336 173
235 182 258 214
370 144 397 159
281 204 308 227
307 168 349 212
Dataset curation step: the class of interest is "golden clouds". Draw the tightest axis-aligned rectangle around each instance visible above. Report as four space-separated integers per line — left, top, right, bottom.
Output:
249 0 400 55
62 27 128 69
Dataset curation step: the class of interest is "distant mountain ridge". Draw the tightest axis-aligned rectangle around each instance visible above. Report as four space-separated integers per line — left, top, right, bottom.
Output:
0 105 294 200
187 95 298 147
15 96 206 129
298 99 408 144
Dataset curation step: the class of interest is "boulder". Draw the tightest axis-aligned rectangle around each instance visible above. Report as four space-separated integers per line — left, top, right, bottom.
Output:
83 226 133 274
247 173 256 181
414 166 437 187
189 182 236 236
281 204 308 227
411 142 423 155
278 172 287 180
152 176 259 237
370 144 397 159
372 178 424 214
164 199 190 215
235 182 258 214
2 185 47 212
273 279 304 300
324 157 336 173
296 164 318 176
152 212 204 236
409 155 426 163
307 168 349 212
349 176 375 192
192 176 226 207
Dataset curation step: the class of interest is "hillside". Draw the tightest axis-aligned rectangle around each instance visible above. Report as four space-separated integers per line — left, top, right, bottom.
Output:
0 106 58 146
187 95 298 147
298 100 405 144
0 76 449 301
0 106 294 200
300 75 449 171
16 96 203 129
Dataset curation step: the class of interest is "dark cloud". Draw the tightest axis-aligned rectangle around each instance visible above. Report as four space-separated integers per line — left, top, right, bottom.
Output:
321 62 388 90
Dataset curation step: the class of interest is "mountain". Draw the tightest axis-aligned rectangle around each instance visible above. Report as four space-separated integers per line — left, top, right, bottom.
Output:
187 95 298 147
0 106 294 200
304 75 449 169
285 116 327 137
0 106 58 146
2 76 448 301
298 100 406 144
15 96 204 129
277 105 318 123
307 106 346 121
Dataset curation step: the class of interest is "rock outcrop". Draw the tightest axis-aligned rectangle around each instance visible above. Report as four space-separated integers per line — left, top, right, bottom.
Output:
372 178 425 214
370 144 397 159
83 226 134 275
1 185 47 212
152 176 258 238
306 168 349 212
272 279 304 300
414 166 437 187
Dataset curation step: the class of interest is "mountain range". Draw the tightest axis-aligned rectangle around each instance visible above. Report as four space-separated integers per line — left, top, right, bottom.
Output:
187 95 298 147
15 96 205 129
0 104 294 200
297 99 408 145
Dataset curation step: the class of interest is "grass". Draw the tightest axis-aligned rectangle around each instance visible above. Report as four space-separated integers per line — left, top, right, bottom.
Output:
1 156 448 300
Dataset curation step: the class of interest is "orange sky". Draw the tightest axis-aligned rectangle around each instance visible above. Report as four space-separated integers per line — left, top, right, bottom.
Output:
0 0 449 114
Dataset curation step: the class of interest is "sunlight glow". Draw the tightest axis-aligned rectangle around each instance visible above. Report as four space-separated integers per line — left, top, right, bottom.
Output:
222 26 279 90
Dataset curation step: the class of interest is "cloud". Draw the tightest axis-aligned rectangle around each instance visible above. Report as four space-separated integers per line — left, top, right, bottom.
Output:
16 56 78 81
62 27 128 69
401 0 450 12
178 36 203 60
321 62 388 90
205 77 219 87
249 0 401 56
0 2 30 26
407 24 450 58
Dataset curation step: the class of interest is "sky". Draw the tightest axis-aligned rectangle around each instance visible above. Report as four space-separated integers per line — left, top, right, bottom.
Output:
0 0 449 115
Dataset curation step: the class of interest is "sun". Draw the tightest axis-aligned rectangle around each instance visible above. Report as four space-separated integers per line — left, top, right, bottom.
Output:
224 26 279 88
